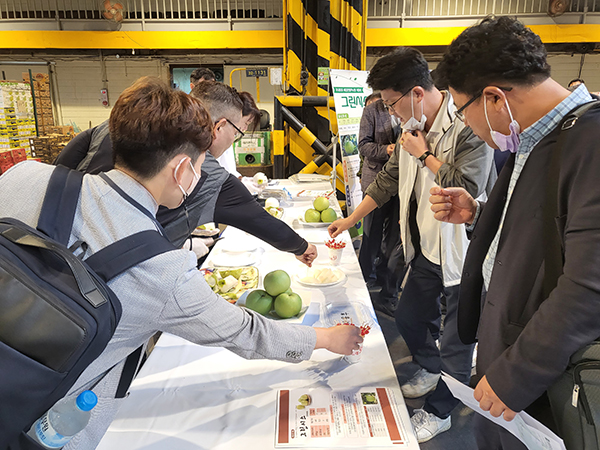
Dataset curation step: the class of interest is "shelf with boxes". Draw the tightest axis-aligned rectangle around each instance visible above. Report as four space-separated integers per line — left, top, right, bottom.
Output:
0 81 37 160
22 72 56 136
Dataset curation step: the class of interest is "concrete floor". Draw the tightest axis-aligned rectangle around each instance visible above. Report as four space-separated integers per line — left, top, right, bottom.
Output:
375 308 478 450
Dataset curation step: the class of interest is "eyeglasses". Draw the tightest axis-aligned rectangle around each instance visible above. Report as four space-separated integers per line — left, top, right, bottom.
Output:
454 86 514 121
226 118 245 143
383 86 414 114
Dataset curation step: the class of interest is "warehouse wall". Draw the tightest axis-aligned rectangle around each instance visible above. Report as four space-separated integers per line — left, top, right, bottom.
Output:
1 52 599 133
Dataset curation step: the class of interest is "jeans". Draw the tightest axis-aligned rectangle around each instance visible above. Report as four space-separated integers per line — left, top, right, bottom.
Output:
395 252 475 419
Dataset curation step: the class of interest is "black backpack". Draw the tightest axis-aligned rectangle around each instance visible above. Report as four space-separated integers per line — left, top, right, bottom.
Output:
0 166 176 449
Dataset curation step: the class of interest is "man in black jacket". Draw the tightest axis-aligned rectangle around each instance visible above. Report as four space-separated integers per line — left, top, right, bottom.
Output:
54 82 317 266
430 16 600 449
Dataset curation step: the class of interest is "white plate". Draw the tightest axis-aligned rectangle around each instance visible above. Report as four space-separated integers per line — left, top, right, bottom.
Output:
298 217 335 228
210 252 257 267
293 268 347 288
219 241 258 254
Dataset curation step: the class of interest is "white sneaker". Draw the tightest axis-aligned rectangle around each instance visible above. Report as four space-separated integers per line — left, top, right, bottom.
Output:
410 408 451 443
400 368 440 398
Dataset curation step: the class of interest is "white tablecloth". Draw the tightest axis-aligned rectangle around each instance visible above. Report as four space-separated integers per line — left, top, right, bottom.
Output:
97 180 419 450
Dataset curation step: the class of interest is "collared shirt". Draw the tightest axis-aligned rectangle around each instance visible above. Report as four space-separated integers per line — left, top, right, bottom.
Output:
482 84 593 289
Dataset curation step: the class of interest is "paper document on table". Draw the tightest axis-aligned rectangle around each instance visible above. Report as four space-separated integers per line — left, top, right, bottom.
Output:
275 387 415 448
442 374 566 450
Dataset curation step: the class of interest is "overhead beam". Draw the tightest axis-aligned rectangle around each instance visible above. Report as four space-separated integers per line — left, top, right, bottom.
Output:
0 24 599 50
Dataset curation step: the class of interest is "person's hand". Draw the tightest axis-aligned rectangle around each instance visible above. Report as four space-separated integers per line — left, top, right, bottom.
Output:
315 325 364 355
474 376 517 421
296 243 318 267
189 237 214 259
386 143 395 156
400 130 429 158
429 186 478 225
328 217 353 238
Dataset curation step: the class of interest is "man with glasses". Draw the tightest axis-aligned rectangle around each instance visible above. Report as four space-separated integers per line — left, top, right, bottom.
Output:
329 47 496 442
430 16 600 449
54 81 318 267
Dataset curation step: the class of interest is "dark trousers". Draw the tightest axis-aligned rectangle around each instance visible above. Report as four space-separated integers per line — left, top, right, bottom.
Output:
359 195 403 304
395 252 475 419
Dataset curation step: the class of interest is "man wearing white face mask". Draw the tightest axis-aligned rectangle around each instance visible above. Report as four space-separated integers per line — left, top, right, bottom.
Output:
329 47 497 442
431 16 600 450
0 77 364 449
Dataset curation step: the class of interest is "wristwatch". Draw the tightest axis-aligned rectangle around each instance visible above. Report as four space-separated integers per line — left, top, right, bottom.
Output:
417 151 433 168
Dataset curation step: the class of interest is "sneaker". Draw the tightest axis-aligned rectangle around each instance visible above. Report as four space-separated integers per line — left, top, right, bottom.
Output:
410 409 451 443
400 368 440 398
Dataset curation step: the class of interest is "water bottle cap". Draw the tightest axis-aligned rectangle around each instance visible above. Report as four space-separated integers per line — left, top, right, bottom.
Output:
76 390 98 412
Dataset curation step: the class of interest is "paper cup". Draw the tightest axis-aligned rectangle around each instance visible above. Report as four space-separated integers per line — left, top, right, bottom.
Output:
328 247 343 266
344 342 363 364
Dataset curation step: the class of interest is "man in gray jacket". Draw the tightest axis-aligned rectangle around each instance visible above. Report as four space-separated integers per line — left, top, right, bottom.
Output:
330 47 496 442
1 77 363 449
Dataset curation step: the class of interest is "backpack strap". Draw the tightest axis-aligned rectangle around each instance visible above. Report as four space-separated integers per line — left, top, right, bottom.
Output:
37 165 85 245
84 230 176 283
543 100 600 297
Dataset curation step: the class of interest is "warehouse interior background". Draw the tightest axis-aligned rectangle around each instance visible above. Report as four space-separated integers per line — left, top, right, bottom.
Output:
1 0 599 134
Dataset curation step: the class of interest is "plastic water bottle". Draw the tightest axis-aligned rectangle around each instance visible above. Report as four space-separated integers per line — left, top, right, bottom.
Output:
27 390 98 449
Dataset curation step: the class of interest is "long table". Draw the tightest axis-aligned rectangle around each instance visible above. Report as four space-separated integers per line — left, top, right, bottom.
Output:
97 179 419 450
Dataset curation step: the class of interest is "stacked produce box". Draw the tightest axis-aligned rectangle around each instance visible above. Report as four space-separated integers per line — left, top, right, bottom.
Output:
0 81 37 174
29 134 74 164
22 72 55 135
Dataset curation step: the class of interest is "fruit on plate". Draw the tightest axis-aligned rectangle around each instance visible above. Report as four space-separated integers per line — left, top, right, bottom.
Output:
320 208 337 223
202 266 259 302
265 197 279 209
274 292 303 318
253 172 268 186
265 206 284 219
301 267 342 285
263 269 291 297
313 196 329 212
304 208 321 223
245 289 274 316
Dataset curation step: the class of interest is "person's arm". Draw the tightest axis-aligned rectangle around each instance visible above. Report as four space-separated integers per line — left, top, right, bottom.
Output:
164 260 363 361
214 175 309 257
53 127 94 168
328 196 378 238
358 105 394 163
435 127 495 197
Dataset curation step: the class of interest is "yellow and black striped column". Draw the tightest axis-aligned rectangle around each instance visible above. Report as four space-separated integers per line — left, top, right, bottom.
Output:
330 0 368 70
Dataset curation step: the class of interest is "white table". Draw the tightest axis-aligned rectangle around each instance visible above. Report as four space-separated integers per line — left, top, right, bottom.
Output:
97 180 419 450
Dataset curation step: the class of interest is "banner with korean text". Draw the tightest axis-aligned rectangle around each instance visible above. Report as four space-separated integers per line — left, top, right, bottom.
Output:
330 70 372 236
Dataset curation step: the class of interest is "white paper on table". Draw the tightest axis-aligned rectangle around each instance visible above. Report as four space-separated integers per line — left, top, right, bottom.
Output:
441 374 566 450
275 387 414 448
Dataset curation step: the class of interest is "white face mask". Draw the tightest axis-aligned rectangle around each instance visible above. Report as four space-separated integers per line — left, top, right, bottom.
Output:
174 156 201 207
401 89 427 132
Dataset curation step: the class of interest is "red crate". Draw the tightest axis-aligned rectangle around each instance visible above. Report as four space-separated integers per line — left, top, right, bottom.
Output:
0 162 15 174
10 148 27 163
0 151 14 165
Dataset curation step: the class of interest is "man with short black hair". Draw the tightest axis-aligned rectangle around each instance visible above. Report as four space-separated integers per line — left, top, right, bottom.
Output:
0 77 363 449
190 67 216 89
54 82 317 266
431 16 600 449
330 47 496 442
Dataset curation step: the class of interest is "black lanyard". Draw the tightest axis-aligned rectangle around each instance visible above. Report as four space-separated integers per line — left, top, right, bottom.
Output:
99 173 167 237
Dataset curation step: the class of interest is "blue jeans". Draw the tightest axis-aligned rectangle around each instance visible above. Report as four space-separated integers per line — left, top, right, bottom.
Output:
395 252 475 419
